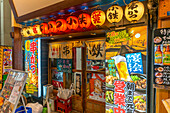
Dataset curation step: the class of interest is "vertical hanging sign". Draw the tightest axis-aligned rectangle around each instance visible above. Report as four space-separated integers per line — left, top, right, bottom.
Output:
25 39 39 97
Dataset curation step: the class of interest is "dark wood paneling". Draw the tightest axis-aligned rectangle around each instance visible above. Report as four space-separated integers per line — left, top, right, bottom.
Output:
12 27 23 70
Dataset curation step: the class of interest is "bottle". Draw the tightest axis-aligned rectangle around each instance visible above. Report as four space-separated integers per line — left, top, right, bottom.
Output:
163 45 170 65
155 45 162 64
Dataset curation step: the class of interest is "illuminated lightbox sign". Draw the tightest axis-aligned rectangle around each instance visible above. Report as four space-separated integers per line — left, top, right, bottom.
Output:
25 39 41 97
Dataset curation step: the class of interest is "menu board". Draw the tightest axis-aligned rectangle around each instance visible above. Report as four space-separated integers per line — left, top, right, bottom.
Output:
0 70 28 113
25 39 39 97
154 28 170 85
56 59 72 73
105 26 147 113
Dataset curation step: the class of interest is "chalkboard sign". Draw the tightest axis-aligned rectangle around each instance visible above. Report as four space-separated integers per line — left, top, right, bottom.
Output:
154 28 170 85
0 70 28 113
57 59 72 73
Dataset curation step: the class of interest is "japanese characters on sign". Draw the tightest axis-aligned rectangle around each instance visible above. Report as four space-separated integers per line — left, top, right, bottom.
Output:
106 30 131 44
25 39 39 96
106 26 147 113
125 53 143 74
106 5 123 23
61 43 72 59
66 16 79 30
154 28 170 86
86 40 105 60
91 10 106 26
49 43 60 58
125 1 144 23
78 13 91 28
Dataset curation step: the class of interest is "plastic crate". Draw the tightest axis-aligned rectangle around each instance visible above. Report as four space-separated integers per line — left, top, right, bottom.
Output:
15 106 32 113
56 96 72 113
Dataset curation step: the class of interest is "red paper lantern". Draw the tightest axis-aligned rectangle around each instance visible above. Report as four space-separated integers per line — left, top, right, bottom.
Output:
56 19 67 32
40 23 49 34
66 16 79 30
48 21 57 33
78 13 91 28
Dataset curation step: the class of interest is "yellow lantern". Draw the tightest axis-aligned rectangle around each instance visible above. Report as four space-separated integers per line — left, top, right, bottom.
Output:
33 25 42 35
21 28 30 37
125 1 144 23
91 10 105 26
27 26 35 36
106 5 123 23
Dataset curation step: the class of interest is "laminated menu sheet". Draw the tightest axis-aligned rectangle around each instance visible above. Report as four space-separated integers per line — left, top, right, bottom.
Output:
0 70 28 113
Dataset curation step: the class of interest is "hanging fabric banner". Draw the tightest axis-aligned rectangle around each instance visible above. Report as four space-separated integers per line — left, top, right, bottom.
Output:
86 40 105 60
61 43 72 59
49 44 60 58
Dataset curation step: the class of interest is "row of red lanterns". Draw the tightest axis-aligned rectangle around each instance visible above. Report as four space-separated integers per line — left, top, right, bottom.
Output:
21 13 91 37
21 1 144 37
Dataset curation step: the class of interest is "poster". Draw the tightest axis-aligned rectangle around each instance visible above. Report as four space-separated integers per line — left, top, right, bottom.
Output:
86 40 105 60
61 43 72 59
106 26 147 113
3 49 12 74
56 59 72 73
154 28 170 85
89 73 105 102
0 70 28 113
25 39 39 97
0 47 12 90
49 43 60 58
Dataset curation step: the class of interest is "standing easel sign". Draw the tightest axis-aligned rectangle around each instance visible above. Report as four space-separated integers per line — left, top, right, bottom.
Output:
0 70 28 113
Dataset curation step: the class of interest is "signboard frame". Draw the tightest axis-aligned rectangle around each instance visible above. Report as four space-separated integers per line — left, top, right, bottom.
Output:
0 69 28 113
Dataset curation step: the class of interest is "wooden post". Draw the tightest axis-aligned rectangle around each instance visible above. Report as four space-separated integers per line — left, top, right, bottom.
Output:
12 27 23 70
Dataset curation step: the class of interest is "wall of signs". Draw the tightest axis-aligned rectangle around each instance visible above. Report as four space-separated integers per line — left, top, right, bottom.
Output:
25 39 41 97
0 70 28 113
105 26 147 113
154 28 170 85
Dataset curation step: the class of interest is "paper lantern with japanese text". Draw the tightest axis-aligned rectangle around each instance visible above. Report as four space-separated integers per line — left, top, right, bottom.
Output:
78 13 91 28
48 21 57 33
40 23 49 34
56 19 67 32
106 5 123 23
91 10 105 26
125 1 144 23
66 16 79 30
21 28 30 37
33 25 42 35
27 26 36 36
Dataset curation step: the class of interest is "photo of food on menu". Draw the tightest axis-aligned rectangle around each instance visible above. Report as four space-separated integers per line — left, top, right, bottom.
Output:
105 26 147 113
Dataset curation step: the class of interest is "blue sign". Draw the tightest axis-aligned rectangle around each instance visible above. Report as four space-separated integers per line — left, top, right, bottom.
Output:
125 52 143 74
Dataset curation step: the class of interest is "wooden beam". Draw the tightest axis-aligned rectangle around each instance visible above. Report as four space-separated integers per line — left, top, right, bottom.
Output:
12 27 23 70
